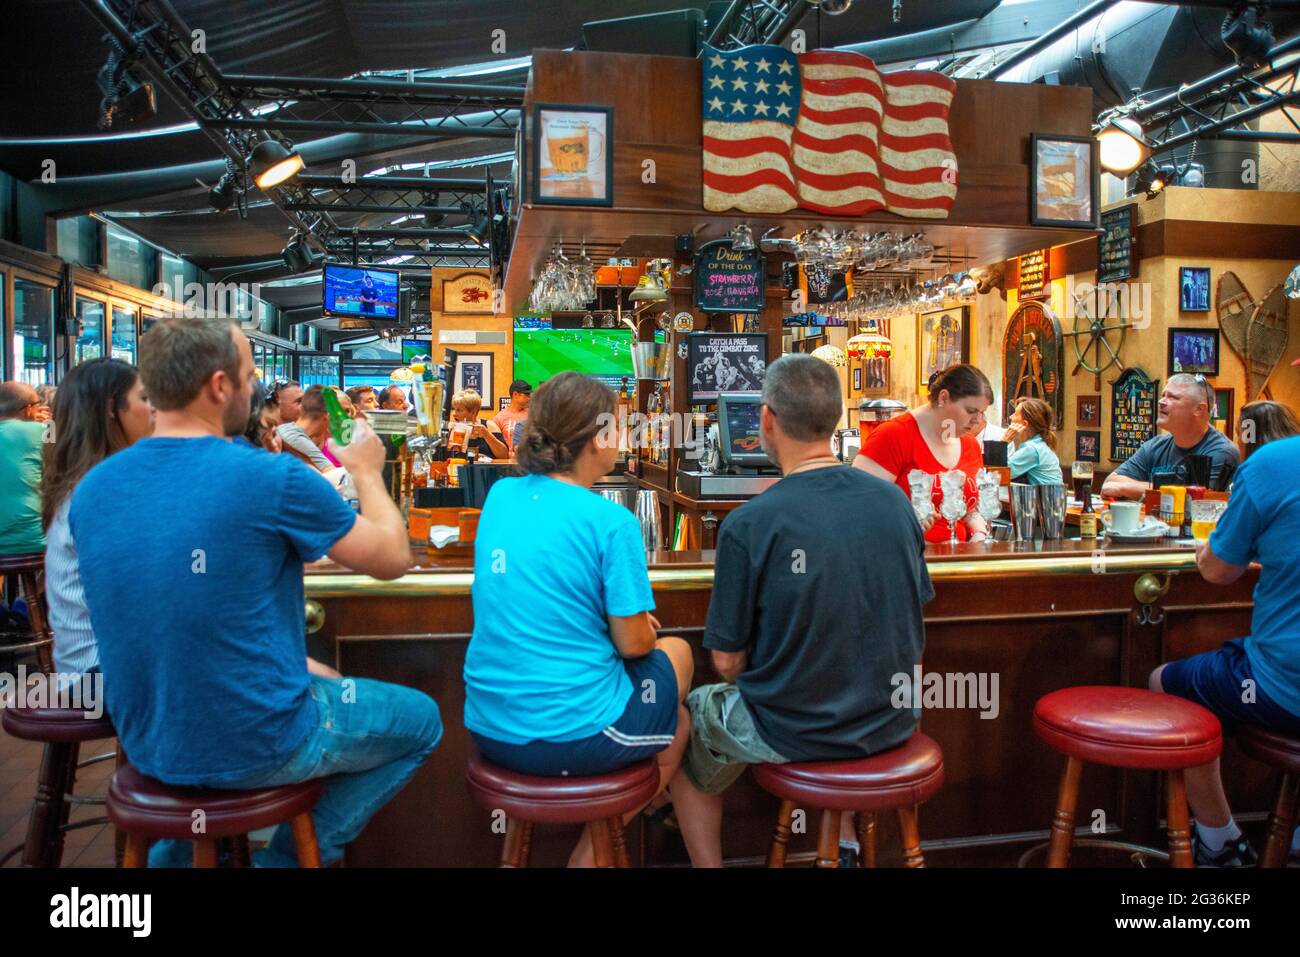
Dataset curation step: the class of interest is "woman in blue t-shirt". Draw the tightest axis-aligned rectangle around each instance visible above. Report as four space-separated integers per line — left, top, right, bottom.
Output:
1002 396 1063 485
465 371 693 866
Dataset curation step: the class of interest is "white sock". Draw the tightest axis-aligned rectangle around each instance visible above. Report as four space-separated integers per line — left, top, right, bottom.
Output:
1196 819 1242 852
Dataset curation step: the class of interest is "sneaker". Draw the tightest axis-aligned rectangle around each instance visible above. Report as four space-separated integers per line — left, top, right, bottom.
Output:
838 844 860 868
1191 824 1258 867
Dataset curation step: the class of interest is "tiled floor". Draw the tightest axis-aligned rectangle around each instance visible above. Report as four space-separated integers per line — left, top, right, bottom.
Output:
0 715 119 868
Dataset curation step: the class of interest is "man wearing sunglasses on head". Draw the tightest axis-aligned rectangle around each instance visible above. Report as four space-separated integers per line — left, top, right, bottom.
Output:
1101 373 1240 498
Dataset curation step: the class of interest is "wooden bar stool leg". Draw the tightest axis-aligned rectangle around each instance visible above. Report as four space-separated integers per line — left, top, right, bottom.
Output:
815 809 841 868
589 818 615 868
1260 772 1299 869
193 840 219 868
19 570 53 674
122 834 149 868
1165 770 1193 868
609 816 631 868
51 742 81 865
767 799 796 868
290 811 322 868
500 818 529 868
21 741 74 867
897 806 926 868
855 812 877 868
1047 756 1083 868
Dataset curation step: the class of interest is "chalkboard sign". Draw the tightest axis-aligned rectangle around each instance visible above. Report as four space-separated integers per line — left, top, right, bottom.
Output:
1098 204 1137 284
694 240 765 314
1110 367 1159 464
1018 249 1050 301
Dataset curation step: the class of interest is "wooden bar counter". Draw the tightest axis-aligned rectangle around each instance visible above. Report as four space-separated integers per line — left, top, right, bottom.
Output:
305 539 1270 867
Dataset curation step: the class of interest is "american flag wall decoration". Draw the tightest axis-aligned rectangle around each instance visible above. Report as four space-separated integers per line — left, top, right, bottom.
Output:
702 44 958 218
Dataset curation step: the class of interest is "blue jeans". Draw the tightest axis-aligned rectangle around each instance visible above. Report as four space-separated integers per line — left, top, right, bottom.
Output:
148 675 442 867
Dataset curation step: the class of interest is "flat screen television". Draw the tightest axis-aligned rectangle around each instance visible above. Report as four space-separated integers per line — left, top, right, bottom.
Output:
687 333 767 402
402 337 432 364
322 264 400 321
716 392 773 470
512 326 663 392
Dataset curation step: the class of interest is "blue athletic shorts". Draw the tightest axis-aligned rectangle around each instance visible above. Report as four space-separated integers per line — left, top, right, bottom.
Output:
1160 638 1300 736
470 648 679 777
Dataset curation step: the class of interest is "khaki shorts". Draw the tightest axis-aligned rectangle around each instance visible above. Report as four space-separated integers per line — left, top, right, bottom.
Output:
684 683 787 795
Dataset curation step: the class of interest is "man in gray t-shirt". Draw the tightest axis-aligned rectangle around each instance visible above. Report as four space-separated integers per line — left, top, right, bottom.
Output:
1102 373 1240 497
276 385 332 471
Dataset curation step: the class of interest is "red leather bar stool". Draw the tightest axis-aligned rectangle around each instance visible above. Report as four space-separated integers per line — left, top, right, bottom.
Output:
107 764 324 867
0 705 117 867
752 732 945 868
0 552 54 672
465 751 659 867
1235 725 1300 868
1034 686 1222 868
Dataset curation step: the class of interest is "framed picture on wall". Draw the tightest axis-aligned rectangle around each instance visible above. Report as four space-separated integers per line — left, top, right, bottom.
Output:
1179 267 1211 312
1213 388 1235 433
852 367 862 392
1076 395 1101 428
532 103 613 206
1029 134 1099 229
1076 430 1101 463
1168 328 1220 376
453 353 494 405
917 306 971 390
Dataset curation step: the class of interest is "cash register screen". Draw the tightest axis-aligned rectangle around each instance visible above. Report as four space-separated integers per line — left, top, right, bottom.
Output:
717 393 773 470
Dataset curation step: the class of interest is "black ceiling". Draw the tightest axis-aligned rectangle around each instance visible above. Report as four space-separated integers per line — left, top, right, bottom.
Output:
0 0 1003 270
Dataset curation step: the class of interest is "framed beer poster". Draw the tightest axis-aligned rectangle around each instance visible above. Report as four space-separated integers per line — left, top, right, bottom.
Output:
532 103 613 206
1110 367 1158 464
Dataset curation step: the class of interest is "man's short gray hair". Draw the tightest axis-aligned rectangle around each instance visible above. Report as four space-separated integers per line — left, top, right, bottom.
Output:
761 353 844 442
1168 372 1214 409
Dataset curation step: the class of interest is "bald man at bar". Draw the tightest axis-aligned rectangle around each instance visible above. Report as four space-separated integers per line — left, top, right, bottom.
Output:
69 317 442 868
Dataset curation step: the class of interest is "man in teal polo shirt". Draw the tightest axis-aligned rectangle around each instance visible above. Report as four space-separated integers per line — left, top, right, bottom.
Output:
0 381 46 556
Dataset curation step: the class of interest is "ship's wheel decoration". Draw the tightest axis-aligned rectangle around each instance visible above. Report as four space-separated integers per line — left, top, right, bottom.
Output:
1064 283 1133 391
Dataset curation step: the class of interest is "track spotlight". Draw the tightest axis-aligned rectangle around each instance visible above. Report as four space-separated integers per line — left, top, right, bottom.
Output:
1222 4 1275 70
1097 116 1149 176
810 0 853 14
281 232 319 273
208 171 239 212
96 34 156 130
464 208 491 246
1133 160 1169 199
248 140 304 190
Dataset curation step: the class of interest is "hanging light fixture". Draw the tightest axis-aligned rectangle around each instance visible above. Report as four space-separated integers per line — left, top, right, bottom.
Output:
811 344 847 367
847 331 893 361
1097 116 1149 176
630 259 671 301
247 139 304 190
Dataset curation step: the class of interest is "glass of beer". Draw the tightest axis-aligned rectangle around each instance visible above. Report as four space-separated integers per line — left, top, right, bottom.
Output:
449 421 471 452
543 114 605 180
1191 498 1227 542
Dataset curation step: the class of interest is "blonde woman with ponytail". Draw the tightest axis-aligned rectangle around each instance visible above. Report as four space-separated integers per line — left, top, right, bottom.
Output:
464 371 694 867
1003 396 1063 485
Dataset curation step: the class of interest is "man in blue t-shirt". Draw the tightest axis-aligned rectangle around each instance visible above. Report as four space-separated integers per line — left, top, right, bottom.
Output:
71 317 441 867
1151 435 1300 867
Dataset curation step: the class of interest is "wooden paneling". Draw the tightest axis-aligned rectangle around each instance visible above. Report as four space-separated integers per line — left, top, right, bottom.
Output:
504 51 1098 315
313 542 1269 867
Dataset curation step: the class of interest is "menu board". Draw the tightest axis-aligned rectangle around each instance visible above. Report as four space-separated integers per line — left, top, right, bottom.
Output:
693 239 765 314
1110 367 1158 463
1018 249 1050 301
1098 204 1137 284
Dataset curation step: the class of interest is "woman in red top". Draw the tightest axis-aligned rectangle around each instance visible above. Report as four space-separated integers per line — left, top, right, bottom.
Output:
854 364 994 544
